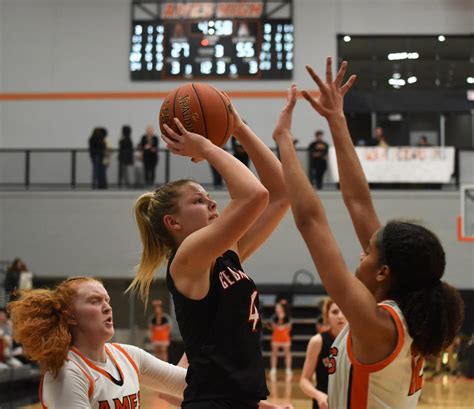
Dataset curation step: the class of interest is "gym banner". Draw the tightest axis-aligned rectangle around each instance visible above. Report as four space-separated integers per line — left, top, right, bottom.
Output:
328 147 455 183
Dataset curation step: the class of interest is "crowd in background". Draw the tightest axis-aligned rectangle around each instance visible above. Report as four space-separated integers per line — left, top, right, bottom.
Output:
89 124 437 191
0 258 32 369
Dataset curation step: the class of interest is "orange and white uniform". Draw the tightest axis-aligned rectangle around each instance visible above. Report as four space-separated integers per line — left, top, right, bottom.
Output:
40 343 186 409
149 314 171 346
271 315 292 346
328 300 423 409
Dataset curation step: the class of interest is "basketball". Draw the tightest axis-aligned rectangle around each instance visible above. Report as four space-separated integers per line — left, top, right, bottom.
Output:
159 83 235 147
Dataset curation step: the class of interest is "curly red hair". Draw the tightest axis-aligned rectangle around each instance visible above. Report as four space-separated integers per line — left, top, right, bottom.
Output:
8 277 99 377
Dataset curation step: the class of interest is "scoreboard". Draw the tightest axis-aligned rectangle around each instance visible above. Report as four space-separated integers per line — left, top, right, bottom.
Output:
130 1 294 80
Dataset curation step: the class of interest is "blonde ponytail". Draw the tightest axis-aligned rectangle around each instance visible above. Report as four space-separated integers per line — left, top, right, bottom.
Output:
128 180 192 303
128 192 168 303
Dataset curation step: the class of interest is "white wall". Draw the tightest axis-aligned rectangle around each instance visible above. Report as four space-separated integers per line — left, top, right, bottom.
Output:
0 0 473 148
1 190 472 288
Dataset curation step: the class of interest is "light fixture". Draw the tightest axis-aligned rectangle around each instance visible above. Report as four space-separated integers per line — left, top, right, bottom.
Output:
343 35 351 42
438 35 446 42
407 76 417 84
393 73 401 79
388 78 406 86
388 52 419 61
467 77 474 84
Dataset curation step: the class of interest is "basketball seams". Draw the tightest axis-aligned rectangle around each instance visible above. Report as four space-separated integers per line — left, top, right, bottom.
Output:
215 89 230 147
172 88 178 132
191 83 208 139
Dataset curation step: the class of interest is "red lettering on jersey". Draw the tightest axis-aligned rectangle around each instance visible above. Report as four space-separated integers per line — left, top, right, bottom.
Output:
327 346 338 375
113 396 130 409
408 353 424 395
99 402 111 409
128 393 138 409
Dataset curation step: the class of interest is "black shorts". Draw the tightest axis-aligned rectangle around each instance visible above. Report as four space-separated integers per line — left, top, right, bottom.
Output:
183 400 259 409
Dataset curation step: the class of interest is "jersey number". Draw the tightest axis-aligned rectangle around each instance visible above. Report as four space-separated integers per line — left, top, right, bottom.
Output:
327 346 338 375
248 290 260 332
408 354 424 395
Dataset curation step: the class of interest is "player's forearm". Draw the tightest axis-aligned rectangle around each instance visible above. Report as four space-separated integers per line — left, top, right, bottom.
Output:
277 133 323 227
327 114 372 206
299 377 320 401
234 123 287 202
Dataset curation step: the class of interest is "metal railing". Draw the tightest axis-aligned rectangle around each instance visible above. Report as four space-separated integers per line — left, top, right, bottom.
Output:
0 147 466 190
0 147 310 190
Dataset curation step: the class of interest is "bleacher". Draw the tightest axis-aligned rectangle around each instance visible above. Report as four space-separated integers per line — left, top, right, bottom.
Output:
0 261 41 395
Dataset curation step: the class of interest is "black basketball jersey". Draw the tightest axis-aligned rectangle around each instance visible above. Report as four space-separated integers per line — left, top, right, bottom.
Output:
312 330 334 409
167 250 269 404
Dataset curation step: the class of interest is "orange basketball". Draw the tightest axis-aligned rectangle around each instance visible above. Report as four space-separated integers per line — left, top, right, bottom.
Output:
159 83 235 147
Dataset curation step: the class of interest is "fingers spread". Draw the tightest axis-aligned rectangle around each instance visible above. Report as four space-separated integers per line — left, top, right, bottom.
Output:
340 74 357 96
305 65 325 90
301 89 324 116
335 60 348 87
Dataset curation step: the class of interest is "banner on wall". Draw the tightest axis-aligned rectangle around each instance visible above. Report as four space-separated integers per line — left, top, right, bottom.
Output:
328 147 455 183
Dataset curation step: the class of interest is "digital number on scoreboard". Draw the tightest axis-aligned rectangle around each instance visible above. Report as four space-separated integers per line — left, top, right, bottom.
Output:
130 1 294 80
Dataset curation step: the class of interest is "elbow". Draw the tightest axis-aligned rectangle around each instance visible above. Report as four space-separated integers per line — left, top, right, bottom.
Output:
251 186 270 211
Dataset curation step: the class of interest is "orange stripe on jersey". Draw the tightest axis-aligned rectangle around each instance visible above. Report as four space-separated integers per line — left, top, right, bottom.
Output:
71 345 125 385
69 359 95 399
347 303 405 373
111 343 140 378
348 365 370 409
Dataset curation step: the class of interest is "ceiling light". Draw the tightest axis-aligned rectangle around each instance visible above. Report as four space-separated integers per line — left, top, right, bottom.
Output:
343 35 351 42
467 77 474 84
388 114 402 121
389 78 406 86
438 35 446 42
393 73 401 79
388 51 419 61
407 76 417 84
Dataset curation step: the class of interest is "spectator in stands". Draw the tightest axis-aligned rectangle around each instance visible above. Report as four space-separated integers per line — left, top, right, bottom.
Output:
118 125 134 188
139 126 159 186
417 135 432 147
373 126 389 148
307 130 329 189
366 126 389 148
300 299 347 409
269 299 293 381
88 127 108 189
4 258 32 302
148 299 172 362
209 163 224 188
134 146 145 188
231 135 250 167
0 308 22 368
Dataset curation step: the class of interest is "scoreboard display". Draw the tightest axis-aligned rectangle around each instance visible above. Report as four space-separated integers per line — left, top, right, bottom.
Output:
130 1 294 80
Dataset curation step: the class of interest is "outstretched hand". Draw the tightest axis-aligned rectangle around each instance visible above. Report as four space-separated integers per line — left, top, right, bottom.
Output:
272 84 298 144
302 57 356 118
161 118 209 163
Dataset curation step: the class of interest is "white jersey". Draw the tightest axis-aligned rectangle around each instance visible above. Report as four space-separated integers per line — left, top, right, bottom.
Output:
40 343 186 409
328 300 424 409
